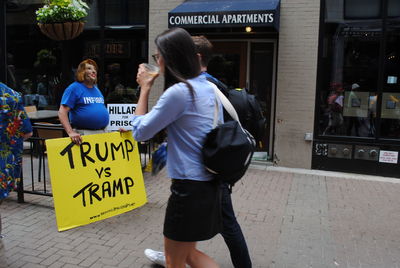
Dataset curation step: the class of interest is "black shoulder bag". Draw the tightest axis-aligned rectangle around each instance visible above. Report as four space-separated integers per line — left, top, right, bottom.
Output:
202 83 256 186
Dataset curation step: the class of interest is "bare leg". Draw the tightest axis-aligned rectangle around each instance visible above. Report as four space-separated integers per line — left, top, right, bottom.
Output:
164 237 192 268
186 248 220 268
164 237 219 268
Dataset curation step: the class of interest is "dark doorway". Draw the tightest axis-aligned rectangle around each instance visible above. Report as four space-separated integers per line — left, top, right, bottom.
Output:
208 40 276 157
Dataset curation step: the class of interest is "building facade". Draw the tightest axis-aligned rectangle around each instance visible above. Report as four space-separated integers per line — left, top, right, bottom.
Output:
151 0 400 177
2 0 400 177
148 0 320 168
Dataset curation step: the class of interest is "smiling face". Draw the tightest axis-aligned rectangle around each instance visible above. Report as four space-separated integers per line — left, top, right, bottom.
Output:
83 63 97 85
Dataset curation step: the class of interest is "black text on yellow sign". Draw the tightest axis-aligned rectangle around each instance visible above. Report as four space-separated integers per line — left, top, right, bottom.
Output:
46 131 147 231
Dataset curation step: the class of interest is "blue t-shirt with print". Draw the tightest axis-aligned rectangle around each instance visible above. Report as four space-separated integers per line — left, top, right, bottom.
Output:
61 82 109 129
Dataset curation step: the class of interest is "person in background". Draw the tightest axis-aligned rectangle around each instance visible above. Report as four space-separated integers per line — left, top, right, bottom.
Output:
58 59 109 145
144 35 252 268
132 28 222 268
323 82 345 135
36 75 47 95
0 82 33 237
7 53 17 90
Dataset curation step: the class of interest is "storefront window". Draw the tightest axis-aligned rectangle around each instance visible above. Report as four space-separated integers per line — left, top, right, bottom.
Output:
98 32 146 104
5 0 147 108
6 1 62 109
105 0 146 26
345 0 381 19
100 0 147 104
85 0 99 28
86 0 147 28
381 20 400 138
388 0 400 17
319 0 400 141
318 20 381 137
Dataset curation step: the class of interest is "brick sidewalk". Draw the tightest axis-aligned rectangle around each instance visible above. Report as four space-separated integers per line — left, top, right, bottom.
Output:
1 166 400 268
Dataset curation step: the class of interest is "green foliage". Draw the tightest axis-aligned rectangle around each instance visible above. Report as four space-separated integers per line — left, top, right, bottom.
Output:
36 0 89 24
34 49 57 69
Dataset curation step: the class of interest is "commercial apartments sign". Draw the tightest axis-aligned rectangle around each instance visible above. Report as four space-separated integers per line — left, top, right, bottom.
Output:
168 11 277 28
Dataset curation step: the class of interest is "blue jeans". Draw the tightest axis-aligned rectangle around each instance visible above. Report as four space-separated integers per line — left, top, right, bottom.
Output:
220 183 252 268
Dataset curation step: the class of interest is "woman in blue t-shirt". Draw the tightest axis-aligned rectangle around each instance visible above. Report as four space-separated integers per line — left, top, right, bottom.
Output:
58 59 109 145
132 28 222 268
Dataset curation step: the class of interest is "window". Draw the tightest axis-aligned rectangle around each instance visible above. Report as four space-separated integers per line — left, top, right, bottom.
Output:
6 1 62 109
344 0 381 19
85 0 147 27
388 0 400 17
5 0 148 108
380 20 400 138
105 0 146 26
318 0 400 140
318 20 381 137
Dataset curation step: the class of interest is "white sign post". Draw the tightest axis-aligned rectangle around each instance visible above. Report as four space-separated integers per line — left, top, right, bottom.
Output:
106 104 137 131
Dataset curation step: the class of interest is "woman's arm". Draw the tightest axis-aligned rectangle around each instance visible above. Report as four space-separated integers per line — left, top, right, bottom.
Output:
58 105 82 145
135 85 150 115
132 84 187 141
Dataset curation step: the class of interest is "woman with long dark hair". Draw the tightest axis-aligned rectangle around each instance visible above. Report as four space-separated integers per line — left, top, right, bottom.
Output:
131 27 222 268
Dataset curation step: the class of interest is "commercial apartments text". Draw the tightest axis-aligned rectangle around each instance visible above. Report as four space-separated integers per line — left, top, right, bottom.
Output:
168 12 275 27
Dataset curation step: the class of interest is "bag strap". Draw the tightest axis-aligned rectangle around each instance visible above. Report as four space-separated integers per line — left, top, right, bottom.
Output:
212 96 220 128
209 82 241 127
206 76 229 96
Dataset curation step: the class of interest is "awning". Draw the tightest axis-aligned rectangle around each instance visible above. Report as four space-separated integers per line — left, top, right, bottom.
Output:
168 0 280 30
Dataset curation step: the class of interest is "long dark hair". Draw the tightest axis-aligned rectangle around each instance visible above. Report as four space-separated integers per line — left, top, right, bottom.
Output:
155 28 200 95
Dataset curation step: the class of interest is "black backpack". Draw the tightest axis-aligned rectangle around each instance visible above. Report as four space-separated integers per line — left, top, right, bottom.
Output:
202 84 256 186
206 77 267 145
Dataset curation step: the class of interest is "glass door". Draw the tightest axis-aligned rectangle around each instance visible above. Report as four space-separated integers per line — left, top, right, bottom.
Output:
208 40 276 157
249 42 275 153
208 41 247 88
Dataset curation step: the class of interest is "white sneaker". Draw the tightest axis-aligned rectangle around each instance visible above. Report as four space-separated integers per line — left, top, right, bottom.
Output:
144 248 166 266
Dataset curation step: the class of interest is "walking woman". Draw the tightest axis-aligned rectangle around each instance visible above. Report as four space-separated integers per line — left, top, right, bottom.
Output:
131 27 222 268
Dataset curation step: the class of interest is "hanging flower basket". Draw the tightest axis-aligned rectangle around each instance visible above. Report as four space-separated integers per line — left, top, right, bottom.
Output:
36 0 89 41
38 21 85 41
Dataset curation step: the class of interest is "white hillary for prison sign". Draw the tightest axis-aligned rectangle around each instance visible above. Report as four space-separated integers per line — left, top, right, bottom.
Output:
106 104 137 131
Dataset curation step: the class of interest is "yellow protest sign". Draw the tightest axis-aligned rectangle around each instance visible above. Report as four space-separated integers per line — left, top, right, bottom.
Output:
46 131 147 231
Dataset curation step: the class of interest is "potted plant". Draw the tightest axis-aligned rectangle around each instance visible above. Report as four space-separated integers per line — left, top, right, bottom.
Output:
36 0 89 41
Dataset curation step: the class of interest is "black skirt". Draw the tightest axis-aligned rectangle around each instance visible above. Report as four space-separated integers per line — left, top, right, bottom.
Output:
163 179 222 242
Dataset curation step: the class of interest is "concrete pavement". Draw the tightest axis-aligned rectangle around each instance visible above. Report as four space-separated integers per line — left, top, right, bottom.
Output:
1 165 400 268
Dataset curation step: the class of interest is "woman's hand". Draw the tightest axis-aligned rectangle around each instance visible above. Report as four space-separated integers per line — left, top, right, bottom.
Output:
135 63 158 115
68 131 82 145
136 63 159 91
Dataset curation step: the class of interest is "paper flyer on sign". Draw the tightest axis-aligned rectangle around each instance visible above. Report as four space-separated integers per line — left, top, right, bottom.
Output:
379 150 398 164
